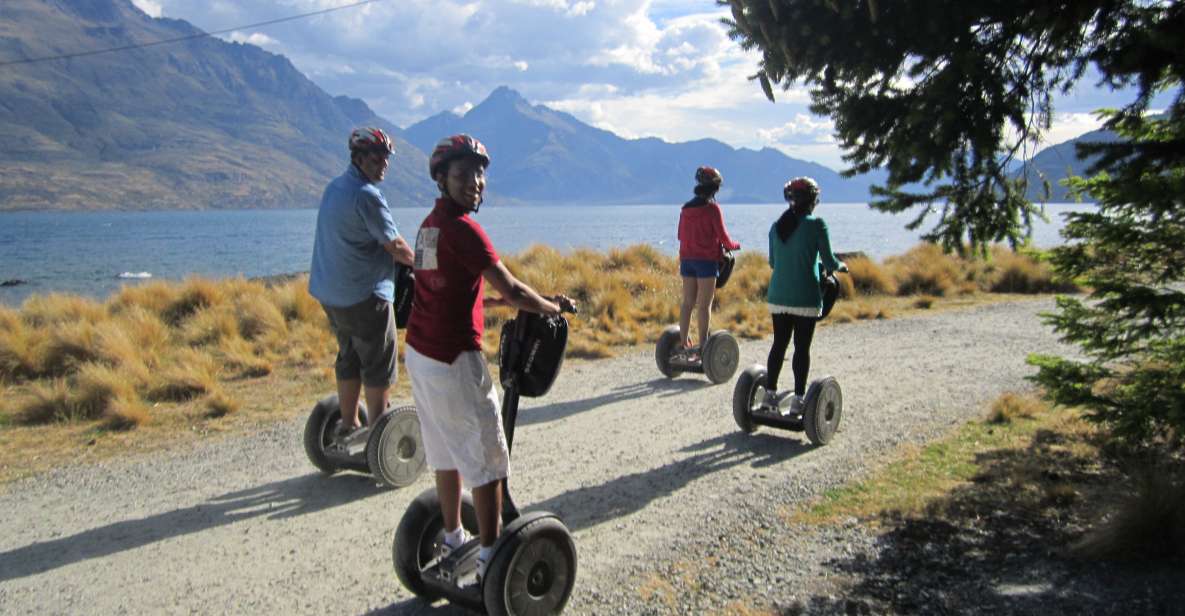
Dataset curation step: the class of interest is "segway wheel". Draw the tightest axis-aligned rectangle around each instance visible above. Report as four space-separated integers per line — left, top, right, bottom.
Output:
702 330 740 384
731 365 765 434
803 376 843 446
483 517 577 616
302 395 368 474
655 325 683 378
366 405 427 488
393 488 479 599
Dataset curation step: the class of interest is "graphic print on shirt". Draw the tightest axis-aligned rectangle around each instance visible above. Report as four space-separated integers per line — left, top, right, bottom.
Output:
415 227 440 270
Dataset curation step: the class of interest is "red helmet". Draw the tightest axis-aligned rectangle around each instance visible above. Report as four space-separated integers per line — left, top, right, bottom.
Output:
695 165 723 187
348 127 394 155
429 134 490 179
784 176 820 205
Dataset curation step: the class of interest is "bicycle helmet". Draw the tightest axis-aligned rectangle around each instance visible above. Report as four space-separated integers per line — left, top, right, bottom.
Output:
429 134 490 180
348 127 394 155
695 165 723 188
783 176 820 206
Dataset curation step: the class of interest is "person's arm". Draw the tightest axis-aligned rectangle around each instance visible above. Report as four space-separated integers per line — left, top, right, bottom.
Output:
817 219 847 273
713 204 741 251
482 260 567 314
383 236 414 266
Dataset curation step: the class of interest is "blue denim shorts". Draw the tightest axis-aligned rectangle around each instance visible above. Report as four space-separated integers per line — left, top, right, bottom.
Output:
680 258 719 278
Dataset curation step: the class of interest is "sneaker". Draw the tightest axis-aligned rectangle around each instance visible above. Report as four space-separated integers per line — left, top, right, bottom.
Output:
333 423 367 447
762 390 780 409
476 556 488 584
437 529 470 559
789 394 805 413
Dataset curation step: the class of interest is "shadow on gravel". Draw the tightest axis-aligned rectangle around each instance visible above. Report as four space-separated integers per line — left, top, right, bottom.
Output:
794 429 1185 616
363 598 472 616
520 377 712 427
534 431 812 532
0 472 382 582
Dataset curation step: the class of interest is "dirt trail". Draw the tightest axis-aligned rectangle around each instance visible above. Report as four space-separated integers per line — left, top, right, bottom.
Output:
0 299 1068 615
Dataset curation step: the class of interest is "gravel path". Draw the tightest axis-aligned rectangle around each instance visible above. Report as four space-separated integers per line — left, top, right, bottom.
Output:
0 299 1071 615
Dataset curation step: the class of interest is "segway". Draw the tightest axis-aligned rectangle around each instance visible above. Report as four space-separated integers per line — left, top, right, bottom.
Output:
302 265 427 488
393 304 578 616
731 267 845 445
656 326 740 384
303 396 427 488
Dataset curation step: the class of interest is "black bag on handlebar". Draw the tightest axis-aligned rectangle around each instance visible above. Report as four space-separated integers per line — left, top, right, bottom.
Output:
716 249 736 289
393 264 414 329
819 263 840 320
498 312 569 398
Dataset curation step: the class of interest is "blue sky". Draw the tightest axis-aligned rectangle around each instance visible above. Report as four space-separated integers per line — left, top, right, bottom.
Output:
130 0 1151 170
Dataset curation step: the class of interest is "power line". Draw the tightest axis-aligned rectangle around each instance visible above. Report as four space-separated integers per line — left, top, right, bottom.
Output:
0 0 388 68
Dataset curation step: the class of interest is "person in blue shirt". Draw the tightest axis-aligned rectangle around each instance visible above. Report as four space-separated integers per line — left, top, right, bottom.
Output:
764 177 847 410
309 127 415 443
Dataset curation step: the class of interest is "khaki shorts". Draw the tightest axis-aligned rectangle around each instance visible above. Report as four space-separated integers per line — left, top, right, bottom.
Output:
405 345 510 487
321 295 397 388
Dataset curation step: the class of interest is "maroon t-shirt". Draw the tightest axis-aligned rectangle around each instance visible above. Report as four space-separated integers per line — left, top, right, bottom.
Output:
406 198 499 364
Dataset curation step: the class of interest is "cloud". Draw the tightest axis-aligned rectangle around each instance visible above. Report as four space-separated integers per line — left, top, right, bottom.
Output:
226 31 280 48
757 114 835 145
129 0 162 17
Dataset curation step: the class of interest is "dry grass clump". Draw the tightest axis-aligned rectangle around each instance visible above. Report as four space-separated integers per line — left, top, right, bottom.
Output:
17 378 77 423
20 293 106 328
205 390 242 417
104 395 151 430
987 391 1048 424
73 362 141 419
985 247 1079 294
884 244 966 297
147 349 219 402
846 256 897 296
1070 471 1185 561
163 277 226 325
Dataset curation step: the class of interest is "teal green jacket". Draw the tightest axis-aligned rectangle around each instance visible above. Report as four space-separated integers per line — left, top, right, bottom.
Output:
766 215 844 310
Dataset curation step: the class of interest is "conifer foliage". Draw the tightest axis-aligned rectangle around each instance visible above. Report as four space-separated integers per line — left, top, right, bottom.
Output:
724 0 1184 442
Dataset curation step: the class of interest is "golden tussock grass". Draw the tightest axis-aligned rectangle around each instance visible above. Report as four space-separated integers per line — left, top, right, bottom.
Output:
205 390 242 417
987 391 1047 424
884 244 965 297
146 349 219 402
104 395 151 430
73 362 142 419
0 242 1072 437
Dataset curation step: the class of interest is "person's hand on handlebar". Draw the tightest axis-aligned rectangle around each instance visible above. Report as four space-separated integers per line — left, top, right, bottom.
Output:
550 294 578 314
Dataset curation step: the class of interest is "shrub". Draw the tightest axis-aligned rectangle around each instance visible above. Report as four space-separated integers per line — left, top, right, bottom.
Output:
18 378 76 424
987 392 1048 424
104 395 151 430
20 293 106 328
987 247 1080 294
885 244 961 297
74 362 141 419
205 390 241 417
163 277 225 325
847 257 897 296
109 281 179 316
1070 471 1185 561
147 349 218 402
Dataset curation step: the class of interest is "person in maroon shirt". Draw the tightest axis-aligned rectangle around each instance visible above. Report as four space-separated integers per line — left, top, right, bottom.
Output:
676 166 741 358
404 134 575 583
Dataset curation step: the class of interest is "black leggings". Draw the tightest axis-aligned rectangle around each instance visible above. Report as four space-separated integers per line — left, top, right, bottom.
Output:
766 313 816 395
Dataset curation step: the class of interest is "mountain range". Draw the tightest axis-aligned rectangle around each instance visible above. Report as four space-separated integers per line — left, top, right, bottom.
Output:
0 0 1102 211
0 0 434 211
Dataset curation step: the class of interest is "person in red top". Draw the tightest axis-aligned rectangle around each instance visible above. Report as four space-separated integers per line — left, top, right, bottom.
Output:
676 165 741 356
404 134 575 583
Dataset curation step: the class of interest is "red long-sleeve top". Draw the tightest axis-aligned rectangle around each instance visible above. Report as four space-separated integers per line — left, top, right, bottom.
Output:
677 198 740 260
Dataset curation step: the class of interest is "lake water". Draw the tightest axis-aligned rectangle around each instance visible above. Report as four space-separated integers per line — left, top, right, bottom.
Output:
0 202 1092 305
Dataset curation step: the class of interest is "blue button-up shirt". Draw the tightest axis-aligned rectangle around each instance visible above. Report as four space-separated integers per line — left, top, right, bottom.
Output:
309 165 400 307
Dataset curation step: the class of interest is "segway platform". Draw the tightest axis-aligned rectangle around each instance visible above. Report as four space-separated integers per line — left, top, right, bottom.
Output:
655 325 740 384
732 365 843 445
302 395 427 488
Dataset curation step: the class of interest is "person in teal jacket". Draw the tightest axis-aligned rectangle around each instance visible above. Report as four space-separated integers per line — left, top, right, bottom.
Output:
764 177 847 410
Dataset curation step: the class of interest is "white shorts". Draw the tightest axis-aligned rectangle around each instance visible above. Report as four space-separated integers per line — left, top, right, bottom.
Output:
405 345 510 487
